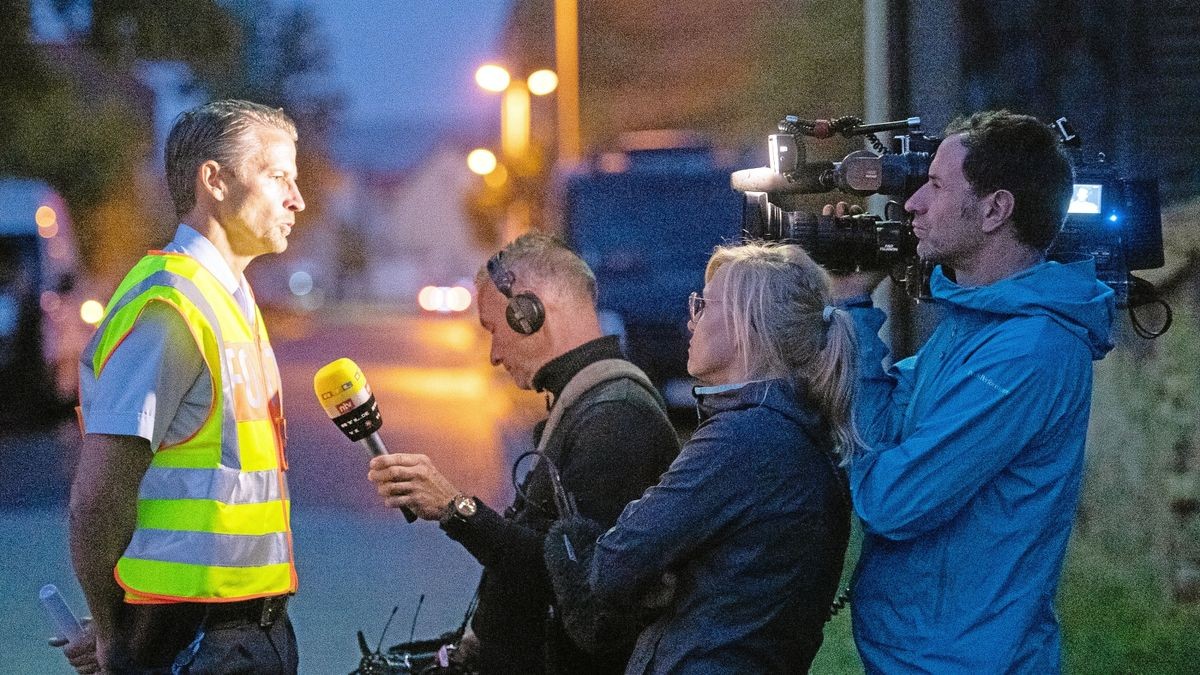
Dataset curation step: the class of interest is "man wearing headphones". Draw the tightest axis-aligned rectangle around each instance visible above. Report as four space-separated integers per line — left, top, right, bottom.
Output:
368 233 680 673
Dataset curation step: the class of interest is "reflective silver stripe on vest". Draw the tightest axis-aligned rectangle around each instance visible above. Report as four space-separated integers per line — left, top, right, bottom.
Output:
138 466 283 504
124 528 290 567
83 267 242 469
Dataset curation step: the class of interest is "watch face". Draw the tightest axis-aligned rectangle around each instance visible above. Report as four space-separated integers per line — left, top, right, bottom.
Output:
455 495 477 518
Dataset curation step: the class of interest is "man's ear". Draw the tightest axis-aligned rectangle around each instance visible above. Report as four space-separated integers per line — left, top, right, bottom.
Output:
197 160 225 201
980 188 1015 234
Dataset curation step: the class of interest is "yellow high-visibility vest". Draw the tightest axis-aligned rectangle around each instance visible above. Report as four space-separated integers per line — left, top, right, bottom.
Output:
83 251 296 602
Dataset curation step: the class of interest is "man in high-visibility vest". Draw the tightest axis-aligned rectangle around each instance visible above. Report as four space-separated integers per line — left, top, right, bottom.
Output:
66 99 305 674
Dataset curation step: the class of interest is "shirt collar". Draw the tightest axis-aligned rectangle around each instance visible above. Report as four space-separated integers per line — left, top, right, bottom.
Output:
163 224 245 295
531 335 623 398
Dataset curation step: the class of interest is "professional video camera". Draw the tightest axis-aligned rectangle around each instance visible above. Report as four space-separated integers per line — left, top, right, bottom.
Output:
732 115 936 297
732 114 1170 336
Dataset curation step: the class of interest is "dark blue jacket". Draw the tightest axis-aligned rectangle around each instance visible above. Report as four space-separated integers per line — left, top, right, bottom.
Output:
848 260 1115 673
590 378 850 674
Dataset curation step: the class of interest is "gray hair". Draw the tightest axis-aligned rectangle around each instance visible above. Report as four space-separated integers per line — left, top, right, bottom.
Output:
164 99 298 218
476 232 597 307
706 241 862 461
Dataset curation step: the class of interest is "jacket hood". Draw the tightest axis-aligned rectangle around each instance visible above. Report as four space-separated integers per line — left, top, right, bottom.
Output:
930 259 1116 359
693 378 825 437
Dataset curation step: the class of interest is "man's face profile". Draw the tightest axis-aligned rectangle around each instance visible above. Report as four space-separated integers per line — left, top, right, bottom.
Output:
904 135 987 267
216 126 306 258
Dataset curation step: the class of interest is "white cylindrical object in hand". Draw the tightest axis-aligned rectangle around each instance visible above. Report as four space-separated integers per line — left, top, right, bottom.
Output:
39 584 84 644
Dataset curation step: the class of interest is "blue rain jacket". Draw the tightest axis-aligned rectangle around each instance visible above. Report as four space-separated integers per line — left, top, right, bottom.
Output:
847 260 1115 673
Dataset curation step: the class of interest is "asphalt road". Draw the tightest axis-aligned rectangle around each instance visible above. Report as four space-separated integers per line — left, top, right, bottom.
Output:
0 308 547 674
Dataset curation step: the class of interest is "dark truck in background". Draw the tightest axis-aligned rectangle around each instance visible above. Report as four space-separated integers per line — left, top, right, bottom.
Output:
556 138 743 408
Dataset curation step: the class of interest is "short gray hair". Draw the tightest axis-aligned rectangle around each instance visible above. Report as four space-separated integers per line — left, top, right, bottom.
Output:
476 232 597 306
164 99 298 218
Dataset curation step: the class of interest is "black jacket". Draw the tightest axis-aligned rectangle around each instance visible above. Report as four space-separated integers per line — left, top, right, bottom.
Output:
441 337 681 674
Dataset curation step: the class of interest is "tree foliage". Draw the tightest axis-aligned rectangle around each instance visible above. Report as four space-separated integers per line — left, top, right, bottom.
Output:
0 0 340 276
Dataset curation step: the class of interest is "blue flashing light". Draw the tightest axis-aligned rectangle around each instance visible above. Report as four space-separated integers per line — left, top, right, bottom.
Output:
1107 212 1121 228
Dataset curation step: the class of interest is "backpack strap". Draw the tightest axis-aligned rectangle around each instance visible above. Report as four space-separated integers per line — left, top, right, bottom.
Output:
535 358 659 457
533 359 661 519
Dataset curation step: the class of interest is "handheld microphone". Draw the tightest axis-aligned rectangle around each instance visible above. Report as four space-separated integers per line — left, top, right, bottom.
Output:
40 584 84 644
314 358 417 523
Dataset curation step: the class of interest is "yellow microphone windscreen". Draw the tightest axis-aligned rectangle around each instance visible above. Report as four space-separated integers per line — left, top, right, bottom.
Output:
313 357 373 419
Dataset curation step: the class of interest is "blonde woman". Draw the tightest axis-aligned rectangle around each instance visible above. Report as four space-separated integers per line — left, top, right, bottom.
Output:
589 242 858 673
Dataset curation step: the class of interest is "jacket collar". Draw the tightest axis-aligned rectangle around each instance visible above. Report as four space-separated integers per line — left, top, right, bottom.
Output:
532 335 623 398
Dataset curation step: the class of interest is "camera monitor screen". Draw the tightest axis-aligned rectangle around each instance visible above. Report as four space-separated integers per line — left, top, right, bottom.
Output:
1069 183 1103 215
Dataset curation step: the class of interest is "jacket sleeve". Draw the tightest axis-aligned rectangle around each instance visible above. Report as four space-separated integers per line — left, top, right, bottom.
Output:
441 498 546 573
849 320 1086 541
587 420 750 605
846 305 916 449
442 397 679 580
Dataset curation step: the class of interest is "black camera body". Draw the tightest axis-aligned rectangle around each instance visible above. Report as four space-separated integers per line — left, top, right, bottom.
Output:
1050 118 1164 306
740 193 918 275
733 115 1165 308
733 116 936 296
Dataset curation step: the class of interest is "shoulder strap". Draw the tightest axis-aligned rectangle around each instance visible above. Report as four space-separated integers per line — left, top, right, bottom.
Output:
531 359 661 519
534 359 658 458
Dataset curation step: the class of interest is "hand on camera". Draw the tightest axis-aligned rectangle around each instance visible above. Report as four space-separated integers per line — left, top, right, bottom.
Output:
368 453 460 521
822 201 889 299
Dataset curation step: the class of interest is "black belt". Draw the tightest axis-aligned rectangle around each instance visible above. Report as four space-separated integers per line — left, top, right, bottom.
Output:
202 595 290 629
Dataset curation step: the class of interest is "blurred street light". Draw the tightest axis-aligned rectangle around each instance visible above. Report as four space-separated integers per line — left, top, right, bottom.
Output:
475 64 511 92
80 300 104 325
527 69 559 96
36 205 59 238
471 65 561 243
474 65 558 160
467 148 499 175
483 164 509 188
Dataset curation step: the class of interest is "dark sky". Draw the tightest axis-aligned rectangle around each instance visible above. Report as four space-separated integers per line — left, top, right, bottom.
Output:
309 0 514 129
29 1 517 171
31 0 515 131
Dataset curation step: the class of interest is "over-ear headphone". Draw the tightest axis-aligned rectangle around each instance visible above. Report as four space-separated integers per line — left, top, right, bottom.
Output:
487 251 546 335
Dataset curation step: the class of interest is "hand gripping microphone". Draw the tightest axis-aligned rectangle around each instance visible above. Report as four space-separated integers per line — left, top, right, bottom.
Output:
314 358 416 522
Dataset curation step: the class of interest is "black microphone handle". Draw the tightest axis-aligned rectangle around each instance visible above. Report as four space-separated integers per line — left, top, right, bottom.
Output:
358 434 388 457
359 434 418 523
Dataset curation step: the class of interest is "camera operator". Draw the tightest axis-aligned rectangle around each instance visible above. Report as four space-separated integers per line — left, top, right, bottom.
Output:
831 110 1116 672
367 233 680 674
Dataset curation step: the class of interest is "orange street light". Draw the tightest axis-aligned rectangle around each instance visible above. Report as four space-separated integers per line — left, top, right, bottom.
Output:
475 64 511 93
475 65 559 160
527 69 559 96
467 148 498 175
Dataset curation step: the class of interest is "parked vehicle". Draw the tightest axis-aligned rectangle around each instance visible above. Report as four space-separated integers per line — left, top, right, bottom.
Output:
556 136 743 407
0 178 97 418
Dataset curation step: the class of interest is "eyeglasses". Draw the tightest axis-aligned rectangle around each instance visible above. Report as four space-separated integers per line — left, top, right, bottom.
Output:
688 292 718 321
